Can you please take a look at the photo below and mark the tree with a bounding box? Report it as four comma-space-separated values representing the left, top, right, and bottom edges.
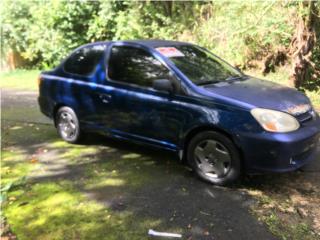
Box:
289, 0, 320, 91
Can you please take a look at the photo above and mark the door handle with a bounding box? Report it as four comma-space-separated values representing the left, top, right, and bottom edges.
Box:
99, 94, 112, 103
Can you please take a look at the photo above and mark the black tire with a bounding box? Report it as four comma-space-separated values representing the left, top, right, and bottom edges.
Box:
55, 106, 82, 143
187, 131, 241, 185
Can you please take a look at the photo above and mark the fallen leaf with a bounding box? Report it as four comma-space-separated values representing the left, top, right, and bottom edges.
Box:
30, 158, 38, 163
200, 211, 211, 216
297, 207, 308, 218
9, 196, 16, 201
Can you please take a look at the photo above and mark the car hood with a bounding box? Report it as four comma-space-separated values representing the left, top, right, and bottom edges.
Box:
200, 77, 311, 113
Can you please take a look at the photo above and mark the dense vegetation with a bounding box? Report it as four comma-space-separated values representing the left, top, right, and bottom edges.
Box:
1, 0, 319, 91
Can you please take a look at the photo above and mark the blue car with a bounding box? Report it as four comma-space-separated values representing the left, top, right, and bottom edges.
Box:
38, 40, 320, 185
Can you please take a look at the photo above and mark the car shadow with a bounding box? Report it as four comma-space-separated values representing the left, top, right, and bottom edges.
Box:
2, 122, 280, 239
76, 134, 279, 239
23, 130, 278, 239
81, 132, 320, 191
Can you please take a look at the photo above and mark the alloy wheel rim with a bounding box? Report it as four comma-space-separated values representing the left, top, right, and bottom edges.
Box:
194, 139, 231, 179
58, 112, 77, 140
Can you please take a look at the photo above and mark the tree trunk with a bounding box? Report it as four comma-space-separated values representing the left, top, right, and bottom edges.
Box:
289, 1, 318, 89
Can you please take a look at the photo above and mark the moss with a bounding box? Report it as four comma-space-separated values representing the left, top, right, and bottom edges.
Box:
1, 150, 33, 186
4, 181, 175, 240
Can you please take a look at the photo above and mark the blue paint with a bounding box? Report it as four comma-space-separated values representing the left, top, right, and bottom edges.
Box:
38, 40, 320, 173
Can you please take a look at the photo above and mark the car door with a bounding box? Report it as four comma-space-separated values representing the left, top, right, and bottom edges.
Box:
103, 44, 188, 149
60, 43, 116, 130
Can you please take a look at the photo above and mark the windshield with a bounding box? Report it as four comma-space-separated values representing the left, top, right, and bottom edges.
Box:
157, 45, 243, 85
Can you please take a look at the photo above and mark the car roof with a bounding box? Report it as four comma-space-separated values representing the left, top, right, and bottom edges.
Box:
86, 40, 192, 49
119, 40, 193, 48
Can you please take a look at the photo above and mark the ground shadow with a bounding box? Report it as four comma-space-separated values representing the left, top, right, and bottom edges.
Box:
2, 122, 280, 239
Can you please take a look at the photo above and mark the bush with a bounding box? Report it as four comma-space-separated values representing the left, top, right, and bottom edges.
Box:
0, 0, 313, 75
1, 0, 100, 68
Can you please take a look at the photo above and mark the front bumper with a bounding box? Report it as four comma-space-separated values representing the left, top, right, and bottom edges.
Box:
237, 116, 320, 173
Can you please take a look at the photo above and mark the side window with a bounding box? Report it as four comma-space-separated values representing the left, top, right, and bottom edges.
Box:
108, 46, 174, 88
64, 44, 106, 76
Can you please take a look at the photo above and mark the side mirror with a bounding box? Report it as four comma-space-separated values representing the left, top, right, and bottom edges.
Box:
152, 79, 174, 93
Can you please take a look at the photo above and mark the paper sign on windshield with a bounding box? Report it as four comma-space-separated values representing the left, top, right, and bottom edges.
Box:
156, 47, 185, 58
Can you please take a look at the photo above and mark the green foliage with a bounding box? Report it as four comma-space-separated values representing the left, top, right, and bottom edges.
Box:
188, 1, 295, 65
0, 0, 307, 71
1, 0, 100, 68
1, 0, 32, 53
87, 0, 123, 41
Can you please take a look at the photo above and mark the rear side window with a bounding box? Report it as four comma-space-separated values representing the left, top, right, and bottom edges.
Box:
64, 44, 106, 76
108, 46, 172, 88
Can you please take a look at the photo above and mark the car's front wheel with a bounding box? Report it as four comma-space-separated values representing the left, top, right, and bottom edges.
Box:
187, 131, 241, 185
55, 106, 82, 143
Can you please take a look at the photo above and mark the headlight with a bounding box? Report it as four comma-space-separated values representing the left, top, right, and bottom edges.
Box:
251, 108, 300, 133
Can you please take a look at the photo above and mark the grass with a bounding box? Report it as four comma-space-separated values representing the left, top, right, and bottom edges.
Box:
1, 121, 182, 239
243, 171, 320, 240
0, 69, 40, 90
5, 181, 163, 240
249, 193, 317, 240
262, 212, 314, 240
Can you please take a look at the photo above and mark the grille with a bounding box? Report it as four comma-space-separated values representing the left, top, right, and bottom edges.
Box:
292, 148, 313, 163
296, 110, 313, 123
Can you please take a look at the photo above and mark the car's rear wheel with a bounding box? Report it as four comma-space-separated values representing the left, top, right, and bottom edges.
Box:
187, 131, 241, 185
55, 106, 82, 143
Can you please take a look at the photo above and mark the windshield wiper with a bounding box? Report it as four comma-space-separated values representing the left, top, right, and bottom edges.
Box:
198, 75, 247, 86
225, 75, 246, 81
197, 80, 221, 86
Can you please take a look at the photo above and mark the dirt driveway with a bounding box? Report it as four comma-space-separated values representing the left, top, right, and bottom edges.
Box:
2, 89, 319, 239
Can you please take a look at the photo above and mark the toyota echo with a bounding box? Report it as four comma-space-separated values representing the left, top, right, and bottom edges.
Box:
38, 40, 320, 185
